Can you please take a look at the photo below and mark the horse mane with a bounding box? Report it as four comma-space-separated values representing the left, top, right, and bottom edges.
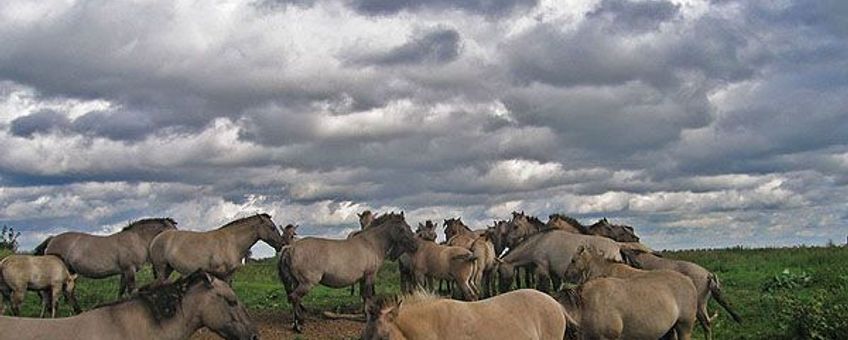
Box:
94, 272, 210, 323
549, 214, 589, 233
369, 212, 405, 227
218, 213, 271, 229
122, 217, 177, 232
371, 289, 441, 314
526, 215, 546, 229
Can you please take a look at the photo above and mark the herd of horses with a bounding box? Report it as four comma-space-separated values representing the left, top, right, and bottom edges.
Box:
0, 210, 741, 339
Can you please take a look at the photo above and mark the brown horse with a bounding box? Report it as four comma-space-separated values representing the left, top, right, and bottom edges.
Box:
621, 249, 742, 340
34, 217, 178, 297
363, 289, 568, 340
0, 255, 80, 317
470, 230, 498, 298
443, 218, 485, 249
404, 237, 479, 301
277, 212, 418, 332
561, 247, 697, 340
149, 213, 284, 282
0, 271, 258, 340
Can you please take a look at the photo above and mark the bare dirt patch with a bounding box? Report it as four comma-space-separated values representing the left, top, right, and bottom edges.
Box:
191, 310, 363, 340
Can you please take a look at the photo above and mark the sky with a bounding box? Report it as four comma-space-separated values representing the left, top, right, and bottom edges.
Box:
1, 0, 846, 258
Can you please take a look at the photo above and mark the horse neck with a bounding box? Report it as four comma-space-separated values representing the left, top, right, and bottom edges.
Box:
220, 222, 262, 254
109, 300, 201, 340
501, 237, 538, 265
356, 225, 393, 257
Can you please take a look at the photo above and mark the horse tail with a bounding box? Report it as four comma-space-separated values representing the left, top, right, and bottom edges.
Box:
708, 273, 742, 323
33, 236, 53, 255
277, 246, 296, 294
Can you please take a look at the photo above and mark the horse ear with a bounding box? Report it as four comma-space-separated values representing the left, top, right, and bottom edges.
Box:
357, 212, 363, 218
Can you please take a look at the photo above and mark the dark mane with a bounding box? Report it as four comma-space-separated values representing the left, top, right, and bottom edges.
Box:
122, 217, 176, 232
556, 286, 583, 307
218, 213, 271, 229
526, 215, 546, 229
94, 272, 209, 322
370, 212, 405, 227
549, 214, 589, 233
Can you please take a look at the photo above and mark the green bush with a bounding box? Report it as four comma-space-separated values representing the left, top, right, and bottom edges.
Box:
776, 291, 848, 340
762, 269, 813, 293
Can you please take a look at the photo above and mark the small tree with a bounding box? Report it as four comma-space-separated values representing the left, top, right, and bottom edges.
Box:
0, 225, 21, 252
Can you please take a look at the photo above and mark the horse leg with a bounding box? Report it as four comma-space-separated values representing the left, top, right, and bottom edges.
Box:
361, 271, 376, 305
551, 274, 562, 293
50, 286, 62, 318
674, 318, 695, 340
64, 286, 82, 314
39, 290, 49, 318
118, 272, 128, 298
289, 282, 313, 333
0, 290, 8, 315
10, 290, 24, 316
697, 303, 712, 340
536, 271, 551, 293
153, 263, 174, 284
124, 268, 137, 295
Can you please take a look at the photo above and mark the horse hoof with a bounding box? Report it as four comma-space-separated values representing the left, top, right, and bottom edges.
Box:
293, 324, 304, 333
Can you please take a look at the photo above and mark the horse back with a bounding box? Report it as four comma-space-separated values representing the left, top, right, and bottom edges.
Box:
287, 237, 383, 286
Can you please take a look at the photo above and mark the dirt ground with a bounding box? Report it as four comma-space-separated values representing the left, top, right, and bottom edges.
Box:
191, 310, 363, 340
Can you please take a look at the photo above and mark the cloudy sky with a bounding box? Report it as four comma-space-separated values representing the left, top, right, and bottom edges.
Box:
1, 0, 846, 257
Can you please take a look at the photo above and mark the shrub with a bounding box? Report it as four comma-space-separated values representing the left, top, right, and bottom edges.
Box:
776, 291, 848, 340
762, 269, 812, 293
0, 225, 21, 252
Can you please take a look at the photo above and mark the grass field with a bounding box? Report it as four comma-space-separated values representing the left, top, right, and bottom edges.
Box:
2, 246, 847, 339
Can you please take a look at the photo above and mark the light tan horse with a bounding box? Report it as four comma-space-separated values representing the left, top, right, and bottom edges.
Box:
549, 214, 653, 253
277, 212, 418, 332
34, 217, 178, 297
561, 247, 697, 340
149, 213, 284, 282
363, 289, 568, 340
0, 271, 258, 340
621, 249, 742, 340
470, 230, 498, 298
399, 222, 439, 293
0, 255, 80, 317
405, 237, 479, 301
497, 229, 623, 293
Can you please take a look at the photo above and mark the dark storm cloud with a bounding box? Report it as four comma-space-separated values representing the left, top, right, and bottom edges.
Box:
1, 0, 848, 254
350, 28, 462, 66
9, 110, 70, 137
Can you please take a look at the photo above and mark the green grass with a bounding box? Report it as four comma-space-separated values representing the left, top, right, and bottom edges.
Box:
3, 246, 847, 339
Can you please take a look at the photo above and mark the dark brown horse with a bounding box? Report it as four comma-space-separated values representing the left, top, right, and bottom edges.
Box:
278, 212, 418, 332
34, 218, 178, 297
